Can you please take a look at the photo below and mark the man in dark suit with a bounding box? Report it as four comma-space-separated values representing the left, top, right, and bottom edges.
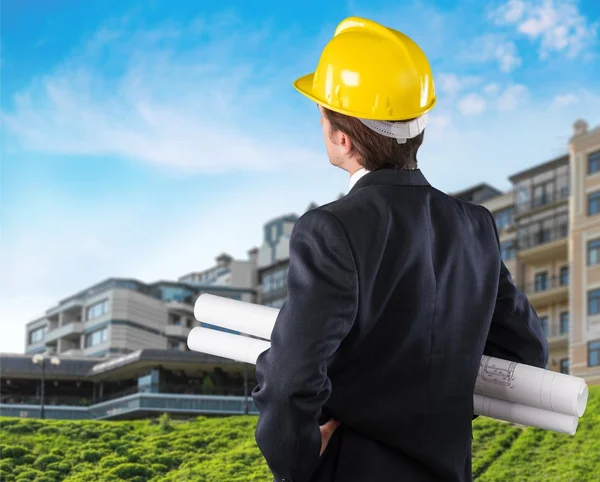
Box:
251, 17, 548, 482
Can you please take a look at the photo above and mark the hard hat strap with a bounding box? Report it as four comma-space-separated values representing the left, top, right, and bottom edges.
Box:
358, 114, 428, 144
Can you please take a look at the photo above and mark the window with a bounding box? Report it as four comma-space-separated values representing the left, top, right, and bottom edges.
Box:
589, 340, 600, 367
494, 208, 513, 230
559, 266, 569, 286
560, 312, 569, 334
262, 268, 288, 294
588, 239, 600, 265
85, 327, 108, 347
539, 316, 549, 337
29, 326, 47, 344
588, 289, 600, 315
533, 184, 547, 207
535, 272, 549, 292
588, 150, 600, 175
500, 241, 516, 261
588, 191, 600, 215
86, 300, 109, 321
560, 359, 569, 374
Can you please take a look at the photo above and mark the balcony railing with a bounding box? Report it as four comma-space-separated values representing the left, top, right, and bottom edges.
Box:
0, 393, 259, 420
515, 179, 569, 215
520, 275, 569, 295
518, 224, 568, 251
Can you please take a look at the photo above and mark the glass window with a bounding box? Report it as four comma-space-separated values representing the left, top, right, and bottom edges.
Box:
560, 359, 569, 374
539, 316, 549, 337
588, 150, 600, 175
588, 289, 600, 315
560, 312, 569, 334
535, 272, 548, 292
588, 239, 600, 265
589, 340, 600, 367
588, 192, 600, 215
494, 208, 513, 230
500, 241, 516, 261
158, 286, 195, 303
29, 326, 47, 344
559, 266, 569, 286
85, 327, 108, 347
86, 300, 109, 321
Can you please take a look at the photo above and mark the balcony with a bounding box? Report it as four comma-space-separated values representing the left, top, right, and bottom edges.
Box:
44, 322, 84, 344
165, 324, 191, 339
516, 189, 569, 216
165, 300, 194, 314
518, 225, 568, 263
547, 332, 569, 350
520, 276, 568, 308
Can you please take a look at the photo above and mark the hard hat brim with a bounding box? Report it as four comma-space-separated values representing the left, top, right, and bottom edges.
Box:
293, 73, 436, 121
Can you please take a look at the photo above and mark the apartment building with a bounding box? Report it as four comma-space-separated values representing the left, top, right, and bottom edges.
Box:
568, 120, 600, 383
25, 254, 257, 357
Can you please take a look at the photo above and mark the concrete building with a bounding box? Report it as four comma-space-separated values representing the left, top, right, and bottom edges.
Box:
25, 254, 257, 357
1, 350, 258, 420
256, 213, 298, 308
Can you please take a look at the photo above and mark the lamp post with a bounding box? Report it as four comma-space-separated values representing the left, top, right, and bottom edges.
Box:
243, 363, 249, 415
32, 354, 61, 419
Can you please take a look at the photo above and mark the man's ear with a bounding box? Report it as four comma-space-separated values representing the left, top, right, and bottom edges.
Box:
338, 131, 353, 155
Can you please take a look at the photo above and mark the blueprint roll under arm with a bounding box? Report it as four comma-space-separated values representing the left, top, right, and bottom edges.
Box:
188, 295, 589, 434
186, 327, 580, 435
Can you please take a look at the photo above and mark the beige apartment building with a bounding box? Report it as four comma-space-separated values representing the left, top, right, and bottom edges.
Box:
568, 120, 600, 383
462, 119, 600, 383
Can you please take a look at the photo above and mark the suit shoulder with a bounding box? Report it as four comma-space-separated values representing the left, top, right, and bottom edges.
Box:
430, 187, 493, 219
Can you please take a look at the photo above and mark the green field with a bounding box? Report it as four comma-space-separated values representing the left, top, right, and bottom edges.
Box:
1, 386, 598, 481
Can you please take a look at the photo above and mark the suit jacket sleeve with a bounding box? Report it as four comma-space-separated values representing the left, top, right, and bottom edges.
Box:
483, 208, 549, 369
251, 209, 359, 482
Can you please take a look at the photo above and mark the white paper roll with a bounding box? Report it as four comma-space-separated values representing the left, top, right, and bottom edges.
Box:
475, 356, 588, 417
190, 294, 589, 425
187, 327, 269, 364
186, 327, 580, 434
194, 294, 276, 340
473, 394, 579, 435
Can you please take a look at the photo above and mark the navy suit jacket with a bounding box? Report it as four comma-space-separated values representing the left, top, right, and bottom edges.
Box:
251, 168, 549, 482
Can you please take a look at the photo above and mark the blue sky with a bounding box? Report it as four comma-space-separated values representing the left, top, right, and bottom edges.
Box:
1, 0, 599, 353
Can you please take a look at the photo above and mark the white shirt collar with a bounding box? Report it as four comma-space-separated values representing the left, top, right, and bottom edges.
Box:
349, 168, 370, 190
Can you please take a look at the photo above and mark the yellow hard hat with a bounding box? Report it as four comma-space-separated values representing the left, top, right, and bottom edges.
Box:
294, 17, 436, 121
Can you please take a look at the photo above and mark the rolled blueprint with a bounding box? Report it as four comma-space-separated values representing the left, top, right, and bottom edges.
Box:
473, 394, 578, 435
190, 294, 589, 423
194, 294, 275, 340
475, 355, 588, 417
186, 327, 580, 434
187, 327, 270, 363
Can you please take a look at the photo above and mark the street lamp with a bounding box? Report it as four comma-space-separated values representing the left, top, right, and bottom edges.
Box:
32, 354, 61, 419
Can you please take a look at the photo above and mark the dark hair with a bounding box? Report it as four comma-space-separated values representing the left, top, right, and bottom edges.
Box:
322, 107, 424, 171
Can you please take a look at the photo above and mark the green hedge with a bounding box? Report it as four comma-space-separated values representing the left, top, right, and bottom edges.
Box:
1, 386, 598, 481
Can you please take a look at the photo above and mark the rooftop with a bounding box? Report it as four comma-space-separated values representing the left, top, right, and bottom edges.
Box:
508, 154, 569, 183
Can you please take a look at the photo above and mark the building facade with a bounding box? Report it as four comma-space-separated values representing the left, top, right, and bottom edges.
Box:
568, 120, 600, 383
25, 253, 257, 357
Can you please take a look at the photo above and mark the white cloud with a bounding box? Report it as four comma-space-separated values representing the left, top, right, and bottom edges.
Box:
466, 34, 522, 72
552, 93, 578, 106
491, 0, 599, 59
497, 84, 529, 111
484, 83, 501, 95
458, 93, 487, 116
436, 74, 481, 96
1, 19, 322, 174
